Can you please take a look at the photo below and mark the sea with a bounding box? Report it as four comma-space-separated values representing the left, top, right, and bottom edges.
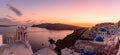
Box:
0, 27, 73, 52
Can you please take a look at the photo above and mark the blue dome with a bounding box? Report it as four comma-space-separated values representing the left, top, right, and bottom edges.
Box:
95, 36, 104, 42
100, 28, 107, 32
85, 52, 96, 55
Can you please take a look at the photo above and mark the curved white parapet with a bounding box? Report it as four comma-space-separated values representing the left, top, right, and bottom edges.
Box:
61, 48, 80, 55
33, 48, 57, 55
0, 41, 33, 55
0, 35, 3, 45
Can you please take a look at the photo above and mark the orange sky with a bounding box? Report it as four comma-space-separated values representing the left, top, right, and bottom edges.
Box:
0, 0, 120, 27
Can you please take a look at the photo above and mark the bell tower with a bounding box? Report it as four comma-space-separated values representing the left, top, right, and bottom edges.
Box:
6, 25, 28, 44
15, 25, 28, 42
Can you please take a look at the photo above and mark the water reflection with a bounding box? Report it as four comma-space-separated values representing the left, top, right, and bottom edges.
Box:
0, 27, 73, 52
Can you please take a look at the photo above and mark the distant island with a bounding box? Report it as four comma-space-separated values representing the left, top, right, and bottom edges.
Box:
31, 23, 81, 30
0, 25, 10, 27
0, 25, 16, 27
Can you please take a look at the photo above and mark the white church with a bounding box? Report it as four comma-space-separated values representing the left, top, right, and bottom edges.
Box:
0, 26, 33, 55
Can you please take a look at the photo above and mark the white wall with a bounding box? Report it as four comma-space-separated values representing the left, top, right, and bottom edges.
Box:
0, 41, 33, 55
0, 35, 3, 45
33, 48, 57, 55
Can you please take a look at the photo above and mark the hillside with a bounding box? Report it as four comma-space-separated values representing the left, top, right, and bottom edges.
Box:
31, 23, 81, 30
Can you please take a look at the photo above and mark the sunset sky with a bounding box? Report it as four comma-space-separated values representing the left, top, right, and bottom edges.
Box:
0, 0, 120, 27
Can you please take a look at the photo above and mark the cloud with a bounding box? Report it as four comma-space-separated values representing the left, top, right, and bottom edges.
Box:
6, 15, 16, 20
0, 18, 12, 22
0, 18, 17, 25
6, 15, 13, 18
25, 20, 33, 23
23, 20, 35, 26
6, 4, 22, 16
25, 20, 36, 24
